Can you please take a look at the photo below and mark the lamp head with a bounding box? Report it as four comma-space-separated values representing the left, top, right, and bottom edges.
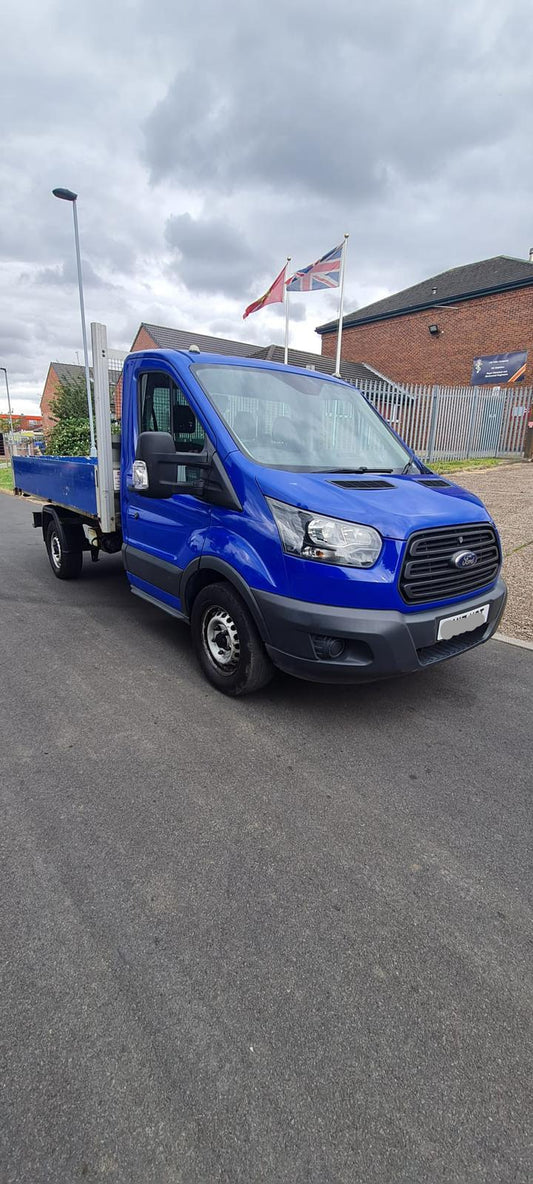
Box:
52, 188, 78, 202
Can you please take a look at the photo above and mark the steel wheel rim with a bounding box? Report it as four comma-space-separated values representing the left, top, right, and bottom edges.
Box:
203, 607, 240, 672
50, 531, 62, 570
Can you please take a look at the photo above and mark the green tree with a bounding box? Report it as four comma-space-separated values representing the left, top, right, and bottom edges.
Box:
46, 376, 92, 456
49, 376, 93, 422
0, 414, 23, 434
45, 373, 120, 455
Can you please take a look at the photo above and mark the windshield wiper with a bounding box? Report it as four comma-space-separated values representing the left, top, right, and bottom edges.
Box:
401, 459, 419, 474
325, 466, 394, 474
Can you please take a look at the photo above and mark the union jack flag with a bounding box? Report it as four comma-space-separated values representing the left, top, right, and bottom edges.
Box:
286, 242, 343, 292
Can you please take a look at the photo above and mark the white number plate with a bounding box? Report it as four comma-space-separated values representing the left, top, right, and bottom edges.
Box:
437, 603, 489, 641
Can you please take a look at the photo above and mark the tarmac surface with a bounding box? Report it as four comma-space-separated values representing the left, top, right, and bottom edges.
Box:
1, 493, 532, 1183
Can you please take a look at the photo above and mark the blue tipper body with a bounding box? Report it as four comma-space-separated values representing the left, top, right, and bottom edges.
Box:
13, 455, 98, 517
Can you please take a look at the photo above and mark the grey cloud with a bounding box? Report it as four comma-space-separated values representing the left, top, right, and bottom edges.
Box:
262, 299, 306, 325
0, 322, 31, 347
285, 301, 306, 324
163, 213, 312, 314
144, 0, 533, 205
33, 257, 111, 289
165, 212, 261, 295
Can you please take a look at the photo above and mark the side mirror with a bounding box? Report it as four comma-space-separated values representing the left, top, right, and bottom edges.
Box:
132, 431, 210, 499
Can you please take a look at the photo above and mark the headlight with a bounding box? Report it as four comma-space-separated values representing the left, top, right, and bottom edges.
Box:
267, 498, 382, 568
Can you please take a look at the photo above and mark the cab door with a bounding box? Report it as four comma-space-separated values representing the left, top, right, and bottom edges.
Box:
123, 364, 212, 610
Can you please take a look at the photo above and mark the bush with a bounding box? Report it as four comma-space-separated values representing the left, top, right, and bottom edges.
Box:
46, 417, 91, 456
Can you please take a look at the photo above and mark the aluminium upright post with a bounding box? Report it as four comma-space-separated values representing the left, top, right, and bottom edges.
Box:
91, 323, 115, 533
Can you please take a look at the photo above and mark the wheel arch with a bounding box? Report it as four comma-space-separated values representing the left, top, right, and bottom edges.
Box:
180, 557, 272, 644
42, 505, 86, 551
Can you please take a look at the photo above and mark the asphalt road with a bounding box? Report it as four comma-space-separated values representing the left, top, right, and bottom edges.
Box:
1, 493, 532, 1184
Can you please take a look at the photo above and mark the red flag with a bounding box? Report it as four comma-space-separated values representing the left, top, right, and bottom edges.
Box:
243, 263, 287, 319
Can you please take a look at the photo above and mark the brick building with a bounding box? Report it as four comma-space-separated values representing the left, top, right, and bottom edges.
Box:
41, 362, 120, 434
317, 255, 533, 386
41, 362, 86, 435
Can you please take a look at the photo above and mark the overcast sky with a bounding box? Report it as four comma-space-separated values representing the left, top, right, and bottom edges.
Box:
2, 0, 532, 413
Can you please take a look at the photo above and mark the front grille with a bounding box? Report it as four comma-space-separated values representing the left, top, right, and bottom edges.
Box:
399, 523, 500, 605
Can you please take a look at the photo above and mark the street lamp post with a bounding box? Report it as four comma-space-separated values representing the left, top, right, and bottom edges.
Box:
52, 188, 97, 456
0, 366, 15, 458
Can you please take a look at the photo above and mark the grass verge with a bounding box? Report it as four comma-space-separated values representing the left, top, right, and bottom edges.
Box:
432, 457, 518, 475
0, 464, 14, 492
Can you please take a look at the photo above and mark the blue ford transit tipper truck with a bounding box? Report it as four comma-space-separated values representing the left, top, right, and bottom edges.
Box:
13, 328, 506, 696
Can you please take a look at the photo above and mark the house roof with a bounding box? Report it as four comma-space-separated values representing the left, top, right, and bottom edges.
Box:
317, 255, 533, 334
50, 361, 120, 387
51, 361, 87, 382
249, 344, 383, 384
136, 324, 390, 385
141, 323, 259, 357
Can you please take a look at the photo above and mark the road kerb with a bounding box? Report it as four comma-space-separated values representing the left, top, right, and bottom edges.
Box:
493, 632, 533, 652
0, 488, 42, 506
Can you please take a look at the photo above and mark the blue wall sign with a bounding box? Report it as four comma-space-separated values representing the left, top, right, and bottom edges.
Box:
471, 351, 527, 384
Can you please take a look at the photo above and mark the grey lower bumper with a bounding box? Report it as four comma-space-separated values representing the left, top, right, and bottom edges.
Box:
254, 578, 507, 684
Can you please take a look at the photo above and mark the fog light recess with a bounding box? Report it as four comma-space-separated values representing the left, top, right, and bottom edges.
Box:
311, 635, 346, 660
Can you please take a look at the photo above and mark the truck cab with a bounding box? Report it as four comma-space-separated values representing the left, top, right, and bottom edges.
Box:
14, 345, 507, 695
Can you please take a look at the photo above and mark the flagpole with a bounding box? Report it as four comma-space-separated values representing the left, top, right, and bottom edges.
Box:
284, 256, 291, 365
334, 233, 349, 377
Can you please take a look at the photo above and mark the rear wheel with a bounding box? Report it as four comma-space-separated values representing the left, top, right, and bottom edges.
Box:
45, 519, 83, 580
191, 582, 274, 696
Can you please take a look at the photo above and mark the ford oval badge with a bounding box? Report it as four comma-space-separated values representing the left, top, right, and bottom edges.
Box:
452, 549, 478, 569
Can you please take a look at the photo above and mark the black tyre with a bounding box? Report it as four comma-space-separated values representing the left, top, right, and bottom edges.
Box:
190, 582, 274, 696
45, 519, 83, 580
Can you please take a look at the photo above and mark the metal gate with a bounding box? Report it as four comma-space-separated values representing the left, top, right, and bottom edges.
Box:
355, 380, 531, 461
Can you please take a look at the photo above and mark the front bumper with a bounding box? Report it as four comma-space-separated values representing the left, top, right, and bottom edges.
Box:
255, 578, 507, 684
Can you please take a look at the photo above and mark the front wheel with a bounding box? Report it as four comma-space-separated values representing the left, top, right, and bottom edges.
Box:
45, 519, 83, 580
190, 582, 274, 696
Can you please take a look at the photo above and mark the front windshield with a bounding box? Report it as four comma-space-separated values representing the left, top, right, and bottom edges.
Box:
193, 364, 410, 472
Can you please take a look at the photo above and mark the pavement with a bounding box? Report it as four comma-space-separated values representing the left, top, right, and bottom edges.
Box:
451, 463, 533, 642
1, 493, 532, 1184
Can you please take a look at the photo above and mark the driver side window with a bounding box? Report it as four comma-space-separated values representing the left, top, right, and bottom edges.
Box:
139, 371, 205, 453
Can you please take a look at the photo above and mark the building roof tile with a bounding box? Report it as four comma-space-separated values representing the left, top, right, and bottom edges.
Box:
317, 255, 533, 334
139, 324, 388, 383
